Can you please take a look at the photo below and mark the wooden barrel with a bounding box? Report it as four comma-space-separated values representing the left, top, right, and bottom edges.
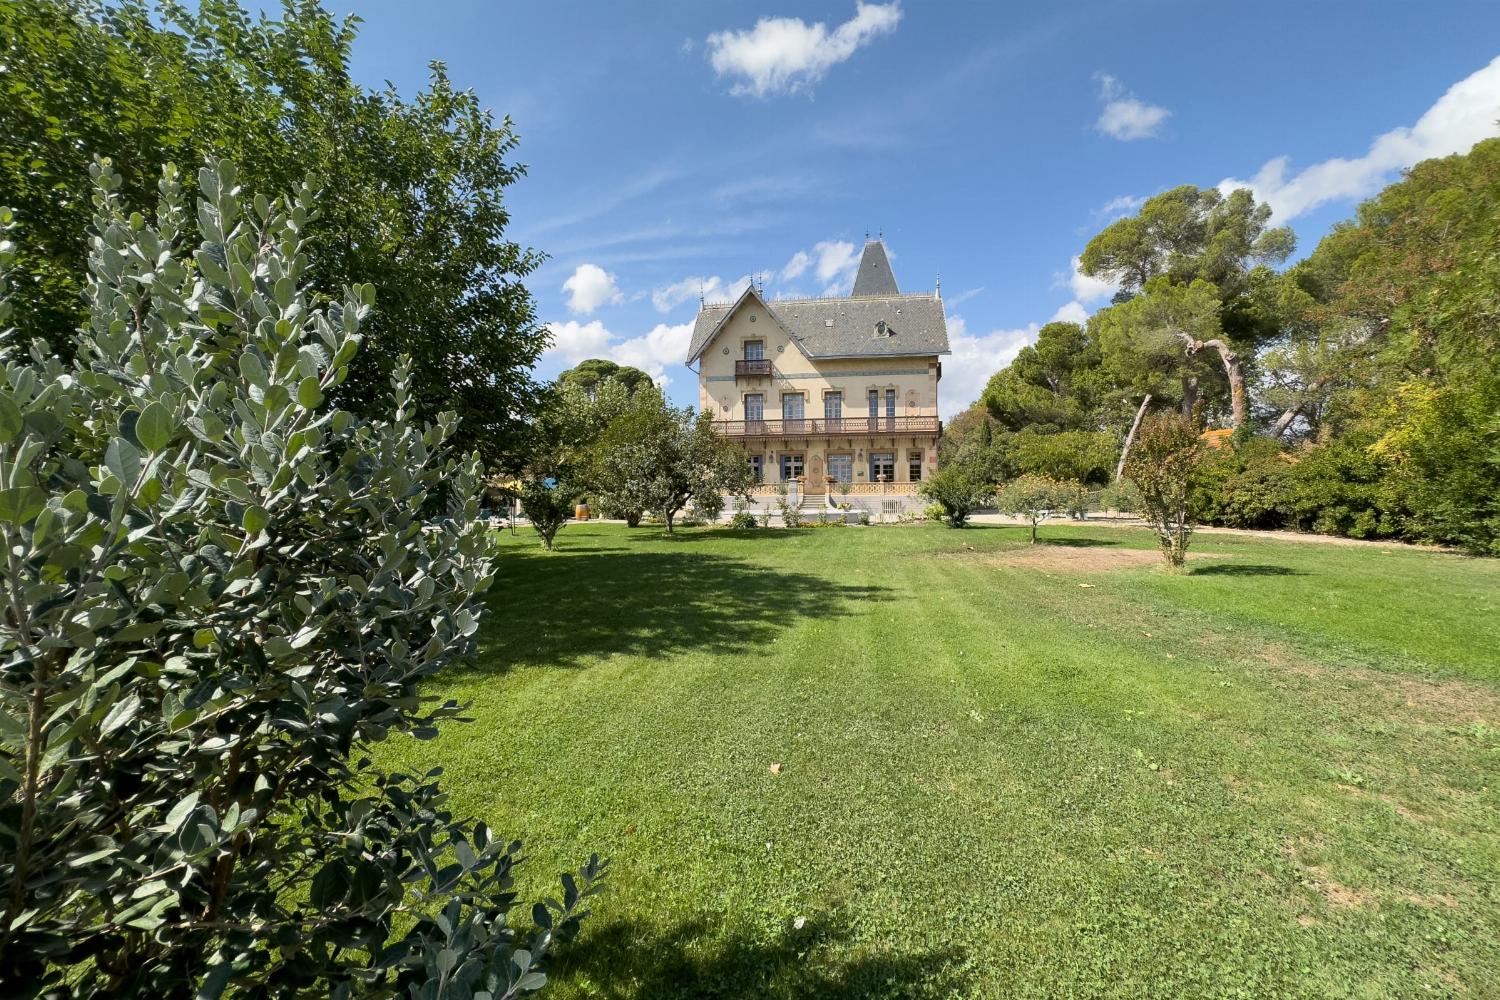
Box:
574, 502, 590, 520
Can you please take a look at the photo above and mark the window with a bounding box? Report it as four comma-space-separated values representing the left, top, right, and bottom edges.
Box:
828, 453, 853, 484
747, 455, 763, 484
744, 340, 765, 360
782, 393, 805, 421
908, 450, 923, 483
885, 388, 896, 419
780, 454, 805, 481
868, 388, 879, 427
824, 391, 842, 421
869, 452, 895, 483
744, 393, 764, 422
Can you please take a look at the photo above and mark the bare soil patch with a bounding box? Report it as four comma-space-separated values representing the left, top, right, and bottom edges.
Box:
979, 544, 1163, 573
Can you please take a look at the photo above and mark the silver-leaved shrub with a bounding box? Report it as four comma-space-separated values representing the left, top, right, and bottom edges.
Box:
0, 159, 603, 997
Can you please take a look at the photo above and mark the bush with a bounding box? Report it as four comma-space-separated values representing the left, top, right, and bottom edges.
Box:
919, 462, 996, 527
1098, 478, 1143, 514
1124, 410, 1204, 569
923, 503, 948, 522
1191, 437, 1295, 529
0, 161, 603, 994
728, 511, 758, 529
1284, 434, 1405, 540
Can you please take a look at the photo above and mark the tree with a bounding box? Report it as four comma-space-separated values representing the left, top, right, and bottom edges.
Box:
557, 358, 654, 398
518, 478, 580, 551
0, 0, 547, 468
995, 474, 1073, 543
919, 461, 996, 528
1012, 430, 1118, 486
0, 160, 603, 994
1079, 185, 1294, 301
1124, 410, 1205, 569
982, 321, 1119, 432
589, 399, 751, 534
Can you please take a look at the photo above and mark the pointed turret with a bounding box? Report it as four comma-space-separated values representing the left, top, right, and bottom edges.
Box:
851, 239, 899, 296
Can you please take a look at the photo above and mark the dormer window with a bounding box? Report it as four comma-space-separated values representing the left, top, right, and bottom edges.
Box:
874, 320, 896, 338
744, 340, 764, 360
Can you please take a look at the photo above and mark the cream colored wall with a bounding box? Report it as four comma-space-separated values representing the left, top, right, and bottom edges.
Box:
695, 299, 941, 422
694, 297, 943, 485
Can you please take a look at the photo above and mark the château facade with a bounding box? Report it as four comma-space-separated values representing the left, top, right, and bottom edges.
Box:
686, 240, 949, 505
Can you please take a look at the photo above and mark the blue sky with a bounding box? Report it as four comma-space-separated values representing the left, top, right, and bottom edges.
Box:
341, 1, 1500, 416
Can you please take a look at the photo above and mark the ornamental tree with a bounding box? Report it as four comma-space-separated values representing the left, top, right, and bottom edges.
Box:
995, 474, 1073, 543
1123, 409, 1205, 569
0, 159, 602, 996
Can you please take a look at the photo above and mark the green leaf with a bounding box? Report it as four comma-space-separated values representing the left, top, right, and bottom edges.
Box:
242, 505, 269, 535
100, 693, 142, 736
136, 401, 173, 452
105, 436, 143, 488
193, 628, 216, 649
0, 486, 45, 524
0, 392, 22, 444
164, 792, 200, 831
515, 972, 547, 992
296, 376, 323, 410
239, 352, 268, 387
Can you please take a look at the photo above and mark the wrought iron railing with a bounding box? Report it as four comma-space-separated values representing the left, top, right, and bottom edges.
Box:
712, 416, 941, 437
734, 358, 772, 377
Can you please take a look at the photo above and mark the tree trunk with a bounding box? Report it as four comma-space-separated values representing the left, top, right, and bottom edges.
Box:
1116, 394, 1152, 482
1030, 519, 1037, 544
1171, 331, 1246, 428
1180, 375, 1198, 417
1202, 338, 1246, 429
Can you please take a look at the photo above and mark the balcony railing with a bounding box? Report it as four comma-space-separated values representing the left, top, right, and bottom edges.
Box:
734, 358, 772, 377
713, 416, 941, 438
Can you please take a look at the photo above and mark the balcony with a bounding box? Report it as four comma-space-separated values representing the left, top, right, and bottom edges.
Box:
713, 416, 941, 439
735, 358, 772, 378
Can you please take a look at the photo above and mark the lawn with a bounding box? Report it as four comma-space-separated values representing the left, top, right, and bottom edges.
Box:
380, 521, 1500, 999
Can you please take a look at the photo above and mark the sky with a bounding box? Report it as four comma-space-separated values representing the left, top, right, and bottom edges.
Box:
338, 1, 1500, 417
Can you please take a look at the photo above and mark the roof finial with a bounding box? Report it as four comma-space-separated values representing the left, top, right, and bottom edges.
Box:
935, 273, 941, 299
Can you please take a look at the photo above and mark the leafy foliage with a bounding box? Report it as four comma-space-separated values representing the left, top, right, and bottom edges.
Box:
1124, 410, 1203, 569
587, 396, 751, 534
519, 478, 581, 551
995, 474, 1074, 543
0, 0, 548, 468
0, 160, 602, 995
556, 359, 654, 398
918, 461, 996, 528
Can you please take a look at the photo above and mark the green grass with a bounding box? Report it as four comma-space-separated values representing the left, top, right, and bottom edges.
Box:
380, 522, 1500, 999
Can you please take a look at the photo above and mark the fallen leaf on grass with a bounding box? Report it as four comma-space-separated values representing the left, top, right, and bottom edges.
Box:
1078, 583, 1095, 588
769, 763, 782, 776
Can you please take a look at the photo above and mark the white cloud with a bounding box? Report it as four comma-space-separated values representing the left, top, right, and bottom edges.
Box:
652, 274, 752, 312
780, 249, 813, 281
707, 2, 902, 98
541, 319, 694, 388
1065, 255, 1119, 304
778, 240, 862, 295
940, 314, 1038, 419
561, 263, 623, 315
1096, 193, 1146, 220
1093, 73, 1170, 141
1049, 301, 1090, 325
609, 322, 696, 387
1219, 55, 1500, 220
542, 319, 615, 369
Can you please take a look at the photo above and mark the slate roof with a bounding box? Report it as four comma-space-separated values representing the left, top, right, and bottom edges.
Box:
685, 286, 949, 364
851, 240, 900, 296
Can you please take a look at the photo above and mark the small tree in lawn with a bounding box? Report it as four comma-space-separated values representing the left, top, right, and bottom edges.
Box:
996, 473, 1071, 543
518, 477, 579, 550
0, 159, 603, 995
919, 461, 996, 527
590, 399, 749, 535
1125, 409, 1205, 569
